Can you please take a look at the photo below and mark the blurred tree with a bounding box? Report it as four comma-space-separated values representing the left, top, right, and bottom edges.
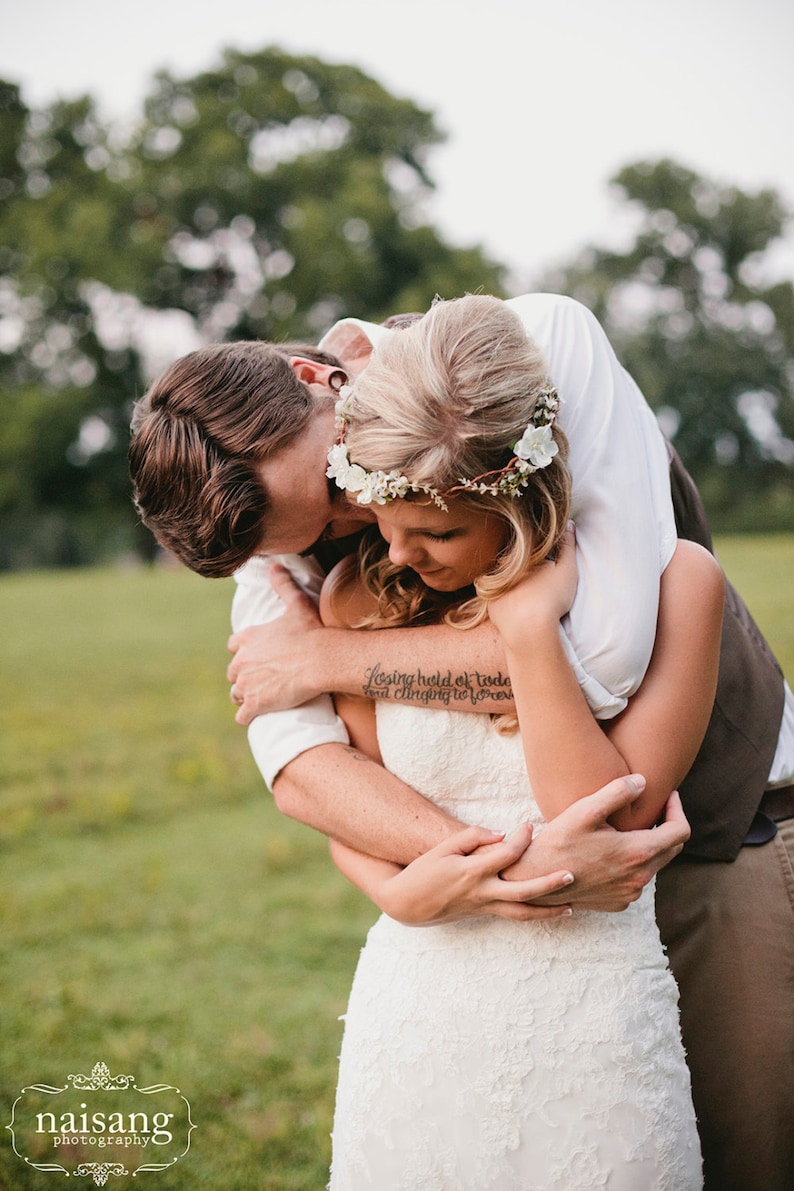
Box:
543, 158, 794, 529
0, 51, 505, 569
0, 82, 148, 566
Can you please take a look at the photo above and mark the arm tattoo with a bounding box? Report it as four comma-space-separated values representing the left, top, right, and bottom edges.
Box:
361, 661, 513, 708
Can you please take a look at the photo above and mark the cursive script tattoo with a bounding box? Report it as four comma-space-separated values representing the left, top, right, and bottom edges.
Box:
361, 660, 513, 709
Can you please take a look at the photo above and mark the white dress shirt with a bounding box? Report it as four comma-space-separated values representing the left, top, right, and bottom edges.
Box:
232, 293, 793, 789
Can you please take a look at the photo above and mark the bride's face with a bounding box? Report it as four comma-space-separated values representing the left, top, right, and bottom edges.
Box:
373, 498, 508, 592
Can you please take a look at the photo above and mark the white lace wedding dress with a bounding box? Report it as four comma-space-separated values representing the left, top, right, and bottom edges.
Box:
329, 704, 702, 1191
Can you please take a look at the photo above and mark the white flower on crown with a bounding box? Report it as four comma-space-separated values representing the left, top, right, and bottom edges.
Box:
327, 442, 356, 486
326, 443, 371, 497
513, 422, 559, 469
334, 387, 355, 420
326, 442, 413, 505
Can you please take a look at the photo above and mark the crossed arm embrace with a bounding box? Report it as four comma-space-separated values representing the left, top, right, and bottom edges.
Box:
227, 532, 723, 924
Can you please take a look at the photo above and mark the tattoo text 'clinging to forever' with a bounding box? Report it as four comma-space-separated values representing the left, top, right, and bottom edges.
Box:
362, 661, 513, 708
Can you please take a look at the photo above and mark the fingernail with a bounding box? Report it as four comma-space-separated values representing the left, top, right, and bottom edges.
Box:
561, 907, 573, 917
627, 774, 646, 795
562, 872, 574, 885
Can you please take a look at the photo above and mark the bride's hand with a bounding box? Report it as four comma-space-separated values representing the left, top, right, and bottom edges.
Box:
378, 824, 574, 926
487, 524, 578, 645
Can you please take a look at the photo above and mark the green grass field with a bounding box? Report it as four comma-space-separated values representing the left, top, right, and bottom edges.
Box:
1, 536, 792, 1189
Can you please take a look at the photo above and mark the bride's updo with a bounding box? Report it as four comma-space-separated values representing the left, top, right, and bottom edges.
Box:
341, 295, 571, 626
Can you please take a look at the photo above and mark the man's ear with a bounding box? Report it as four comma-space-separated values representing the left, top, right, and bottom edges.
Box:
289, 356, 328, 385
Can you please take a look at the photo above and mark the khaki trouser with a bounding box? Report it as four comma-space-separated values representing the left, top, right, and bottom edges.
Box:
656, 818, 794, 1191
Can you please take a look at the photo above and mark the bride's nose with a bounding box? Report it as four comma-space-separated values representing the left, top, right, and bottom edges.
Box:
387, 529, 423, 568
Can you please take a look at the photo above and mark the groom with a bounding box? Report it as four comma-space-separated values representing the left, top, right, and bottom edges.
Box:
130, 295, 794, 1191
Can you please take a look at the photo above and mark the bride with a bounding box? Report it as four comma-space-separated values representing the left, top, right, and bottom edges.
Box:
318, 296, 723, 1190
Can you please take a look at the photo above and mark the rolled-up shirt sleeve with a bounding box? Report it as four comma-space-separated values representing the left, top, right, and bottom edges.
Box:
507, 294, 678, 718
231, 554, 349, 789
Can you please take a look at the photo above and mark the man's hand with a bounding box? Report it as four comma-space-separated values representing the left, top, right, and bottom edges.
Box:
502, 777, 690, 911
228, 565, 330, 723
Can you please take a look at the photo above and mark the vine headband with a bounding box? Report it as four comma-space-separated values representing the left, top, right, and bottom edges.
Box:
326, 383, 561, 512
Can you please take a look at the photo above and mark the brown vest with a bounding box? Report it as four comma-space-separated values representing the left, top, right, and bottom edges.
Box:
668, 445, 785, 860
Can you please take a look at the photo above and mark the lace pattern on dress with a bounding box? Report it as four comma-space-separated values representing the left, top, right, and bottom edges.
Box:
329, 704, 702, 1191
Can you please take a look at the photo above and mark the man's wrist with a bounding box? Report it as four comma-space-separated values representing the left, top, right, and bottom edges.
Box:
302, 624, 353, 701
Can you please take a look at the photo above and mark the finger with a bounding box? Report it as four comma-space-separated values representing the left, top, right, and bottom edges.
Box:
227, 632, 240, 654
577, 774, 646, 825
226, 656, 239, 683
487, 868, 575, 903
440, 824, 506, 856
661, 789, 687, 827
440, 822, 534, 870
268, 563, 313, 607
649, 790, 691, 850
558, 524, 578, 571
235, 703, 254, 727
468, 822, 535, 871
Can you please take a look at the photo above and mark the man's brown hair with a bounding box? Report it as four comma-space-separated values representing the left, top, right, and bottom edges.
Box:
129, 340, 339, 577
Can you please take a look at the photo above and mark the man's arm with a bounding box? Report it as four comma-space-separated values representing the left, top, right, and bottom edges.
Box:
229, 563, 514, 724
272, 741, 464, 862
232, 561, 689, 912
276, 747, 689, 913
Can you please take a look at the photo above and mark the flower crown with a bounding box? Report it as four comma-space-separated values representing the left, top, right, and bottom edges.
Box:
326, 382, 561, 512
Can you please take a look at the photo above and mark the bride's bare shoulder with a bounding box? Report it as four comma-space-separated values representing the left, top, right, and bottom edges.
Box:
319, 554, 379, 628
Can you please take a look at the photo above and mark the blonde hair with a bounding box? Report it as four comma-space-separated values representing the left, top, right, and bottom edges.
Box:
342, 295, 572, 629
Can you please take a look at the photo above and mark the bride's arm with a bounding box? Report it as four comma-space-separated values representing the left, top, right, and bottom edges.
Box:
320, 558, 574, 922
329, 827, 574, 925
489, 535, 724, 828
602, 540, 723, 829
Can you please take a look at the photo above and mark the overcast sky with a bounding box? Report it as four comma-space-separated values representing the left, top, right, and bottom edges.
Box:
2, 0, 793, 287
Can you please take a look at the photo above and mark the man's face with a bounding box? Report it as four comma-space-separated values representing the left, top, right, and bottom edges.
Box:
255, 403, 374, 556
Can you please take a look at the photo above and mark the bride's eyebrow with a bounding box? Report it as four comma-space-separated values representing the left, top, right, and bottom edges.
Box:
410, 517, 452, 530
